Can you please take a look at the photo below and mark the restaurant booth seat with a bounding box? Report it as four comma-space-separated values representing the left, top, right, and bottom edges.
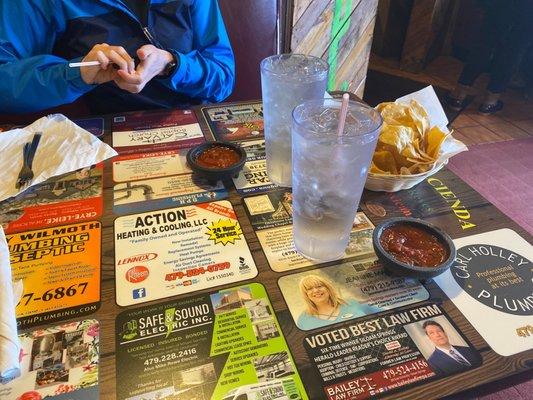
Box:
219, 0, 279, 102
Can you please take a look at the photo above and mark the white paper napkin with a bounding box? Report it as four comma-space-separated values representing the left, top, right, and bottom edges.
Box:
396, 85, 450, 131
0, 114, 117, 202
0, 227, 21, 384
395, 85, 468, 163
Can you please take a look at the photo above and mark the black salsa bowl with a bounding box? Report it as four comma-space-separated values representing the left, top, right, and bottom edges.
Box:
186, 142, 246, 184
372, 217, 456, 280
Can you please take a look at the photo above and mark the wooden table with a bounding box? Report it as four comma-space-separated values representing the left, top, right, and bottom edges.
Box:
12, 104, 533, 400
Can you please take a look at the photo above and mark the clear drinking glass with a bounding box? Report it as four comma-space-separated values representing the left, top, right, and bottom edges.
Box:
260, 54, 329, 187
291, 98, 382, 261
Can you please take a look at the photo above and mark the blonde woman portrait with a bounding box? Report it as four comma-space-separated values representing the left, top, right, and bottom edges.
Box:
297, 275, 376, 330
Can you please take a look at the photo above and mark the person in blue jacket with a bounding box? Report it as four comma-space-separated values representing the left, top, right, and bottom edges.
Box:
0, 1, 235, 114
296, 274, 377, 330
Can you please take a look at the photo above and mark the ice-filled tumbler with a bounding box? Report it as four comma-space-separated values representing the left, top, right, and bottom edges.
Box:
291, 98, 382, 261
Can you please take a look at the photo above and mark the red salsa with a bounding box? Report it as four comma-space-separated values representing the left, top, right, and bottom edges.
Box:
196, 146, 240, 169
380, 224, 448, 267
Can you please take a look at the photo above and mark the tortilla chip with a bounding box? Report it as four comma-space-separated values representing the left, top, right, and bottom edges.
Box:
372, 100, 451, 178
372, 150, 398, 174
378, 124, 414, 152
413, 138, 434, 161
379, 103, 411, 126
410, 163, 433, 174
375, 102, 395, 113
399, 166, 412, 175
426, 126, 448, 158
370, 161, 390, 175
406, 157, 435, 165
407, 99, 430, 136
401, 143, 422, 159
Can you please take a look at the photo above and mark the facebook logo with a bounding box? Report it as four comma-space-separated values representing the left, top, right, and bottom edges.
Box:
132, 288, 146, 299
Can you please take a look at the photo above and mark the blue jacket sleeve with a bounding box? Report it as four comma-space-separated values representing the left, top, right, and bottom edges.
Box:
163, 0, 235, 103
0, 3, 93, 114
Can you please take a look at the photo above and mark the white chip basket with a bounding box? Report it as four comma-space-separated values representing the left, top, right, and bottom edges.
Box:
365, 161, 447, 192
364, 86, 467, 192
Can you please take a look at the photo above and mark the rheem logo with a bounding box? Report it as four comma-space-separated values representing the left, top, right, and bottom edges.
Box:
125, 266, 149, 283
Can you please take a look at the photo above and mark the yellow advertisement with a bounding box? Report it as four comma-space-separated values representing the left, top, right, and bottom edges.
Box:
7, 221, 101, 328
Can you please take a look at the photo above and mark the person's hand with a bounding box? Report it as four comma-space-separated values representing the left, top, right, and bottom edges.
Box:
114, 45, 174, 93
80, 43, 136, 85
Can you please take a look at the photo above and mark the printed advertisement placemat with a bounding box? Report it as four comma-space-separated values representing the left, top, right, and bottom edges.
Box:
1, 165, 104, 234
303, 304, 481, 399
435, 228, 533, 356
244, 190, 375, 271
112, 174, 228, 215
112, 109, 204, 154
201, 102, 264, 142
7, 222, 101, 328
75, 117, 104, 137
112, 149, 190, 183
279, 258, 429, 330
114, 201, 258, 306
115, 283, 307, 400
232, 139, 278, 195
0, 319, 100, 400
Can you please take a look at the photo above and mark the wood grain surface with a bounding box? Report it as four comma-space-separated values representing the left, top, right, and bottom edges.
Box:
291, 0, 378, 97
17, 105, 533, 400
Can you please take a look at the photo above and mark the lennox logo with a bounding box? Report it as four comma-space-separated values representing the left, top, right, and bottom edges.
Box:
125, 266, 150, 283
118, 253, 157, 265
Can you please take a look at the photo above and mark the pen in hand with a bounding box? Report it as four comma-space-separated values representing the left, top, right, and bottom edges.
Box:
68, 61, 102, 68
69, 57, 140, 69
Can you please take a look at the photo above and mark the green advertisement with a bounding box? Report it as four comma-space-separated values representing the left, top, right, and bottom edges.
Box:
115, 283, 307, 400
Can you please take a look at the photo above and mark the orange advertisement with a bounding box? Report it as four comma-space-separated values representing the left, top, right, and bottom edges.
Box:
0, 164, 104, 234
6, 221, 101, 328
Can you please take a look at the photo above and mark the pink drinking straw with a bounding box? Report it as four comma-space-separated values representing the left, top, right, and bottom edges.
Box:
337, 93, 350, 137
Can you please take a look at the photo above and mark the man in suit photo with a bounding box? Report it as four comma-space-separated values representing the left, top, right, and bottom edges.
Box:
423, 320, 479, 376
